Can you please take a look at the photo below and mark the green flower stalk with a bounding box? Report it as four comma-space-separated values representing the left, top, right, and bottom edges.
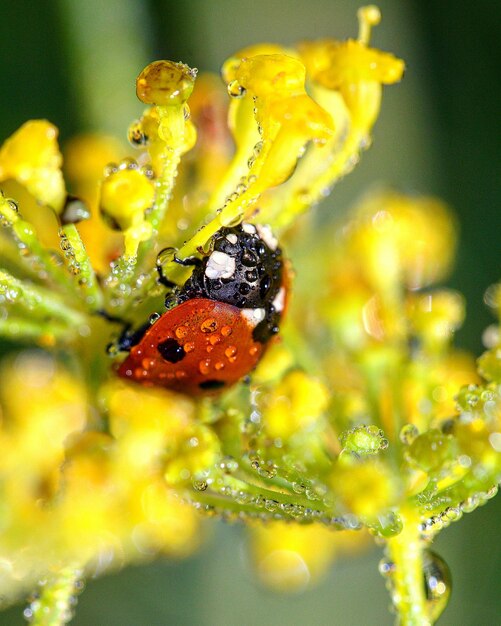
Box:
0, 6, 499, 626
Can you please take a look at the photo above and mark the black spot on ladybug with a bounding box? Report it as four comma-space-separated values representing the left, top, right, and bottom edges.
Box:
199, 379, 226, 390
157, 338, 185, 363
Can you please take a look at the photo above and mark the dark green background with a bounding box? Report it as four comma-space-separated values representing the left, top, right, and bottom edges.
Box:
0, 1, 500, 624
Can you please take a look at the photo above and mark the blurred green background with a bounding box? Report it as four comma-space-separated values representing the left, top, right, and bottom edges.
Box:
0, 0, 500, 624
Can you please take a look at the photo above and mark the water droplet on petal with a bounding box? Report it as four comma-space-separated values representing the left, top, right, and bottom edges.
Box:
227, 80, 246, 98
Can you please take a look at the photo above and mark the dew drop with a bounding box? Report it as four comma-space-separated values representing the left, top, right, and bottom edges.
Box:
224, 345, 238, 362
157, 247, 176, 267
201, 318, 218, 333
227, 80, 246, 98
61, 196, 91, 225
221, 325, 232, 337
378, 558, 395, 577
399, 423, 419, 445
175, 325, 189, 339
423, 551, 451, 622
199, 359, 211, 375
128, 120, 149, 147
184, 342, 195, 353
103, 162, 118, 177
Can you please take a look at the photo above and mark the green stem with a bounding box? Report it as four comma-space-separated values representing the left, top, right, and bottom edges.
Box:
26, 566, 83, 626
61, 224, 104, 311
386, 512, 431, 626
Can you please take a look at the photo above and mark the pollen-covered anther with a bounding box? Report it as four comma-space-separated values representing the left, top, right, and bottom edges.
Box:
205, 251, 236, 280
136, 60, 197, 106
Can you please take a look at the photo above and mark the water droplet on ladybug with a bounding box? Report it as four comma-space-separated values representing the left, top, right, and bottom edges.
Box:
225, 346, 238, 362
199, 359, 211, 375
241, 250, 257, 267
201, 318, 218, 333
221, 326, 232, 337
175, 325, 189, 339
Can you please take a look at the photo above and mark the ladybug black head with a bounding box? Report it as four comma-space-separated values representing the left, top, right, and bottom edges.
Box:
177, 222, 285, 343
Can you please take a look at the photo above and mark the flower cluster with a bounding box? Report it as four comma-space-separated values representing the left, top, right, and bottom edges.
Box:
0, 6, 499, 626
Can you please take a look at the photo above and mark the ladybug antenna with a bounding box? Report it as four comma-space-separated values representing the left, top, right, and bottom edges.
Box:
156, 247, 202, 288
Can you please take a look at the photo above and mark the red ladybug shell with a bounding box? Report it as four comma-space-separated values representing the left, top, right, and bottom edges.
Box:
117, 298, 264, 395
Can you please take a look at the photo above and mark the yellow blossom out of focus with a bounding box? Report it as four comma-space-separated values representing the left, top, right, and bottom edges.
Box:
262, 371, 330, 440
64, 134, 126, 273
250, 522, 368, 592
0, 356, 202, 600
0, 120, 66, 212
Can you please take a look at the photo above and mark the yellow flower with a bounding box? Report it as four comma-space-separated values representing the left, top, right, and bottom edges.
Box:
0, 120, 66, 212
0, 7, 498, 626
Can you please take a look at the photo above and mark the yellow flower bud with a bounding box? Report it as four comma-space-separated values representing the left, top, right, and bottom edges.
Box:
347, 191, 457, 291
406, 290, 465, 350
299, 6, 404, 132
100, 167, 155, 232
0, 120, 66, 212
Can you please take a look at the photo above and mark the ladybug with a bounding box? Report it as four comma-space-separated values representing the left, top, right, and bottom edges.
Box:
116, 222, 287, 395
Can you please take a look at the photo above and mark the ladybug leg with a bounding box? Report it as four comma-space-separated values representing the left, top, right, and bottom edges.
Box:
173, 253, 202, 268
96, 309, 127, 325
96, 310, 151, 353
156, 263, 177, 289
116, 321, 151, 352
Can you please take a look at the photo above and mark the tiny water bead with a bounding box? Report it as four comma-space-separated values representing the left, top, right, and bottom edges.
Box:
200, 318, 218, 333
227, 80, 246, 98
128, 119, 149, 147
422, 551, 451, 623
399, 423, 419, 445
